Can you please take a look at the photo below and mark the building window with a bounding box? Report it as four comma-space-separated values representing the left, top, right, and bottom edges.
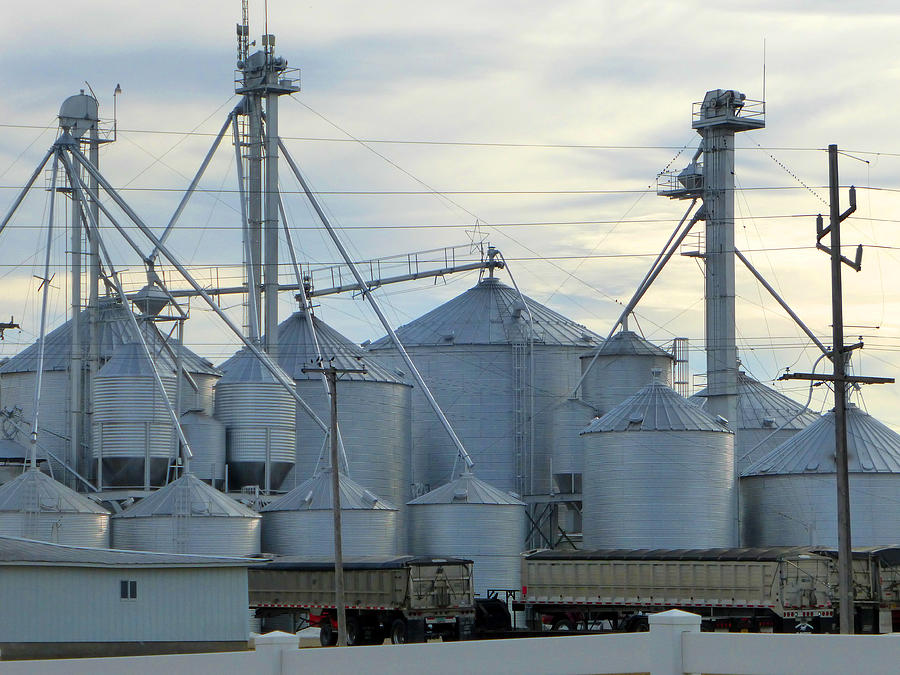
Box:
120, 580, 137, 600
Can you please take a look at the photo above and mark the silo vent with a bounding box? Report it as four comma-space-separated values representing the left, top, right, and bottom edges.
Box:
715, 414, 729, 426
360, 339, 371, 348
628, 414, 644, 426
452, 489, 468, 502
362, 490, 379, 506
762, 418, 776, 428
442, 333, 455, 343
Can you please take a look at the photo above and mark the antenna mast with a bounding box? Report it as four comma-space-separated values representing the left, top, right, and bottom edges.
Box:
237, 0, 250, 65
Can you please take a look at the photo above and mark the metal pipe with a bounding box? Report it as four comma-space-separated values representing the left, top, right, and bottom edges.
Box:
0, 147, 54, 236
69, 156, 83, 485
735, 248, 829, 356
231, 115, 261, 341
148, 113, 234, 264
67, 144, 329, 434
263, 96, 280, 357
279, 139, 476, 471
28, 151, 60, 469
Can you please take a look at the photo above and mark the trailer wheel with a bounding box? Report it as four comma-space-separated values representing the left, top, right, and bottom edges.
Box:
390, 618, 407, 644
347, 616, 361, 646
551, 618, 574, 631
319, 622, 338, 647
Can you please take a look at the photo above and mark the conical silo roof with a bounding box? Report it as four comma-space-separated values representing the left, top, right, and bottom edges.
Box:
368, 277, 602, 348
0, 299, 219, 376
743, 404, 900, 476
583, 381, 732, 434
0, 469, 108, 514
691, 371, 819, 431
407, 472, 524, 506
114, 473, 260, 519
98, 341, 174, 378
251, 310, 402, 384
261, 469, 397, 512
217, 347, 289, 385
580, 330, 673, 359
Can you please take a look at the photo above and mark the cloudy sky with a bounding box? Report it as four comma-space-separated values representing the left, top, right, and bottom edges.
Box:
2, 1, 900, 426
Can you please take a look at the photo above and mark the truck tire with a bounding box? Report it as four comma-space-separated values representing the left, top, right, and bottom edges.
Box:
551, 618, 574, 632
347, 616, 361, 646
320, 622, 338, 647
390, 618, 407, 644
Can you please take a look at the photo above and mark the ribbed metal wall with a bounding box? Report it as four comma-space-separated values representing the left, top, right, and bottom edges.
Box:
214, 363, 296, 491
285, 380, 410, 513
741, 473, 900, 547
91, 344, 179, 488
0, 372, 69, 477
0, 512, 110, 548
180, 372, 218, 416
547, 397, 597, 492
580, 351, 673, 416
736, 428, 804, 473
261, 510, 398, 556
407, 503, 524, 597
112, 516, 260, 556
180, 411, 226, 486
583, 429, 734, 549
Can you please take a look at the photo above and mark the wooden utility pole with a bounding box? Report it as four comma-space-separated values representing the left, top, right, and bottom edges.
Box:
782, 144, 893, 633
301, 361, 366, 647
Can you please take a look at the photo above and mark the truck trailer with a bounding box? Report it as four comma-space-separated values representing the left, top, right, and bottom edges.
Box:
515, 546, 900, 634
249, 556, 476, 645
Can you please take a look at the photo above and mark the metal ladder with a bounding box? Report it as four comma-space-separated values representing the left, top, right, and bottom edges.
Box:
172, 478, 191, 553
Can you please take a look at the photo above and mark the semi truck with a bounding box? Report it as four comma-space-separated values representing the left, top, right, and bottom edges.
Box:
515, 546, 900, 634
249, 556, 478, 645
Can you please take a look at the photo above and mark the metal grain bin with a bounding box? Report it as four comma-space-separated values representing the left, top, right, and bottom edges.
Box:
579, 330, 674, 416
0, 468, 109, 547
368, 275, 601, 497
111, 472, 260, 555
548, 397, 598, 494
214, 351, 296, 492
0, 299, 221, 482
261, 469, 399, 557
582, 380, 734, 549
692, 371, 819, 471
92, 342, 178, 488
180, 410, 226, 487
407, 472, 525, 598
741, 403, 900, 548
257, 311, 411, 517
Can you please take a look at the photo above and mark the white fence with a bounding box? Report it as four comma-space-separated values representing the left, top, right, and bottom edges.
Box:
3, 610, 900, 675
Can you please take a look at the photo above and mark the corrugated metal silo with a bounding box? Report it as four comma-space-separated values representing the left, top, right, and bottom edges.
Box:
249, 310, 411, 514
579, 330, 674, 416
582, 379, 734, 549
0, 468, 109, 546
548, 398, 598, 494
111, 472, 261, 555
92, 342, 178, 488
692, 371, 820, 471
741, 403, 900, 548
368, 276, 601, 496
261, 469, 399, 557
407, 472, 525, 598
180, 410, 226, 487
214, 351, 296, 492
0, 300, 221, 480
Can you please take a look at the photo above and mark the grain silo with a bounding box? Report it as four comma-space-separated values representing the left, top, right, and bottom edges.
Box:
261, 469, 399, 557
111, 472, 261, 556
741, 403, 900, 548
579, 330, 675, 416
692, 371, 820, 471
262, 310, 411, 513
0, 299, 221, 481
367, 275, 600, 497
407, 472, 525, 598
0, 468, 109, 547
581, 377, 734, 549
179, 410, 226, 488
92, 342, 178, 489
548, 397, 598, 494
214, 350, 296, 492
